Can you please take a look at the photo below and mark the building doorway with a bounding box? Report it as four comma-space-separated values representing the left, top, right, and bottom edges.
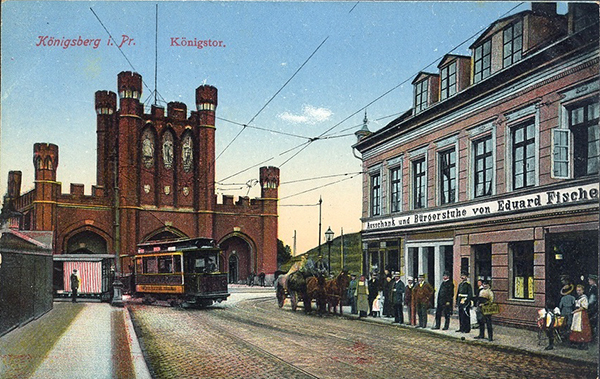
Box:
546, 230, 598, 307
474, 244, 492, 283
221, 235, 253, 283
228, 254, 238, 284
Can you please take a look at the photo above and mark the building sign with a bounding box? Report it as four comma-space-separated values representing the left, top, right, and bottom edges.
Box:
364, 182, 598, 231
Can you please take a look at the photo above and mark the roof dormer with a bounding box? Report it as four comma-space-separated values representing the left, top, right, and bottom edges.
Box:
411, 72, 439, 113
437, 54, 471, 101
469, 3, 566, 84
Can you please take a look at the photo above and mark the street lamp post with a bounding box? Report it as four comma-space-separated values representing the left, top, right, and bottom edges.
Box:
325, 227, 334, 276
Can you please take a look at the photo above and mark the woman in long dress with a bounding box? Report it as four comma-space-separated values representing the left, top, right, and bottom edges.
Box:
570, 284, 592, 349
355, 275, 369, 318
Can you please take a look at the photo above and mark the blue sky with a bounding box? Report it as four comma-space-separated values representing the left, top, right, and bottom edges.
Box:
1, 1, 555, 254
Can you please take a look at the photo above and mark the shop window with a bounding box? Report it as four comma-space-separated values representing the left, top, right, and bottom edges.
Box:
511, 241, 534, 300
439, 148, 456, 204
390, 166, 401, 213
503, 19, 523, 67
440, 61, 457, 100
473, 39, 491, 83
414, 78, 429, 113
370, 173, 381, 216
412, 158, 426, 209
511, 121, 536, 189
473, 135, 494, 198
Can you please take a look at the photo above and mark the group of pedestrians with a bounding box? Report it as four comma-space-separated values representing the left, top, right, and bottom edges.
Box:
347, 270, 497, 342
544, 274, 597, 351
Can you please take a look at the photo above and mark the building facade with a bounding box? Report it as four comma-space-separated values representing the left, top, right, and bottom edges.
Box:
2, 71, 279, 298
353, 3, 598, 327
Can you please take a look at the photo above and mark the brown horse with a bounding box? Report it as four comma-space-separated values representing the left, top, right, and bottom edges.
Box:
305, 275, 327, 314
325, 270, 351, 315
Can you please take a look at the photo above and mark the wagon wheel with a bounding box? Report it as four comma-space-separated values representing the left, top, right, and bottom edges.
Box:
276, 286, 285, 308
291, 292, 298, 311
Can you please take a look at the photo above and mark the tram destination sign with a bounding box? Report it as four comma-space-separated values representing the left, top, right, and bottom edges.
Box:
364, 182, 599, 231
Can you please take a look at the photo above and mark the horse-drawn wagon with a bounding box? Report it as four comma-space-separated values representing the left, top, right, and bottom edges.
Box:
275, 257, 350, 314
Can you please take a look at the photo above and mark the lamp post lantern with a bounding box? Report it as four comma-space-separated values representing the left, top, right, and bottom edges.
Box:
325, 226, 334, 276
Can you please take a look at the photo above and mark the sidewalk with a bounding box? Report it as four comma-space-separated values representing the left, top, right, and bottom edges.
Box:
340, 303, 599, 365
0, 302, 151, 379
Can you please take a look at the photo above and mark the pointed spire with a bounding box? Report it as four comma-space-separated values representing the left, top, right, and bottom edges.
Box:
355, 109, 372, 142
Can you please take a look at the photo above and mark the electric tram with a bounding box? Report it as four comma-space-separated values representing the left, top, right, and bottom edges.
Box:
132, 237, 229, 307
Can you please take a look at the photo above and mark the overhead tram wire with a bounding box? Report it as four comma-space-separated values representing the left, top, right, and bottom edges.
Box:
217, 116, 312, 140
90, 7, 167, 105
214, 36, 329, 162
215, 1, 362, 186
280, 2, 527, 166
279, 173, 360, 201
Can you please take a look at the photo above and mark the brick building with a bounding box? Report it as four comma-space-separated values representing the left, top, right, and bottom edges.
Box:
353, 3, 598, 327
2, 71, 279, 299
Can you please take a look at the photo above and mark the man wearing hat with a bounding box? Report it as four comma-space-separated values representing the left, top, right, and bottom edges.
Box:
474, 280, 494, 341
404, 277, 416, 325
455, 272, 473, 333
587, 274, 598, 339
392, 272, 405, 324
433, 271, 454, 330
348, 274, 358, 314
414, 274, 434, 328
70, 269, 80, 303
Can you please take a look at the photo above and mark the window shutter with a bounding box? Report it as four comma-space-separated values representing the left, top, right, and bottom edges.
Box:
552, 129, 570, 178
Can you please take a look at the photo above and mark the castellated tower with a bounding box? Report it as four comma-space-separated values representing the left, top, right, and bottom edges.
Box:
260, 166, 280, 200
33, 143, 59, 230
195, 85, 218, 212
259, 166, 280, 274
95, 90, 117, 191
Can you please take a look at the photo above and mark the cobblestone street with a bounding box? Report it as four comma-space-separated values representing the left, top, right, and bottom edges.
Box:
129, 288, 598, 379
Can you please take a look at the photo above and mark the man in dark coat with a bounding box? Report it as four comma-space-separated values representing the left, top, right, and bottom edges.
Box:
70, 269, 80, 303
587, 274, 598, 339
392, 272, 405, 324
367, 272, 379, 317
456, 271, 473, 333
433, 271, 454, 330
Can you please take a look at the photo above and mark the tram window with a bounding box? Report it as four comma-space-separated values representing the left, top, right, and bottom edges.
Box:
136, 258, 143, 274
158, 256, 173, 273
143, 257, 158, 273
206, 258, 217, 273
195, 258, 206, 273
173, 255, 182, 273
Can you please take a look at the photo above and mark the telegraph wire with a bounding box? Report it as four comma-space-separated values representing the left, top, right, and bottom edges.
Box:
217, 116, 312, 140
280, 171, 363, 185
279, 173, 359, 200
277, 2, 527, 168
215, 36, 329, 161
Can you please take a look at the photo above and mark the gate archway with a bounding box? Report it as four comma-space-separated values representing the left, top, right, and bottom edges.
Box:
220, 234, 254, 284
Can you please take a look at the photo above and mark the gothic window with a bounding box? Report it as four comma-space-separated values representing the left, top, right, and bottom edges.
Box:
141, 129, 155, 169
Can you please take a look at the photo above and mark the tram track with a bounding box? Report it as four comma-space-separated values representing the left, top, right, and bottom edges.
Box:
209, 297, 486, 379
129, 292, 596, 379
